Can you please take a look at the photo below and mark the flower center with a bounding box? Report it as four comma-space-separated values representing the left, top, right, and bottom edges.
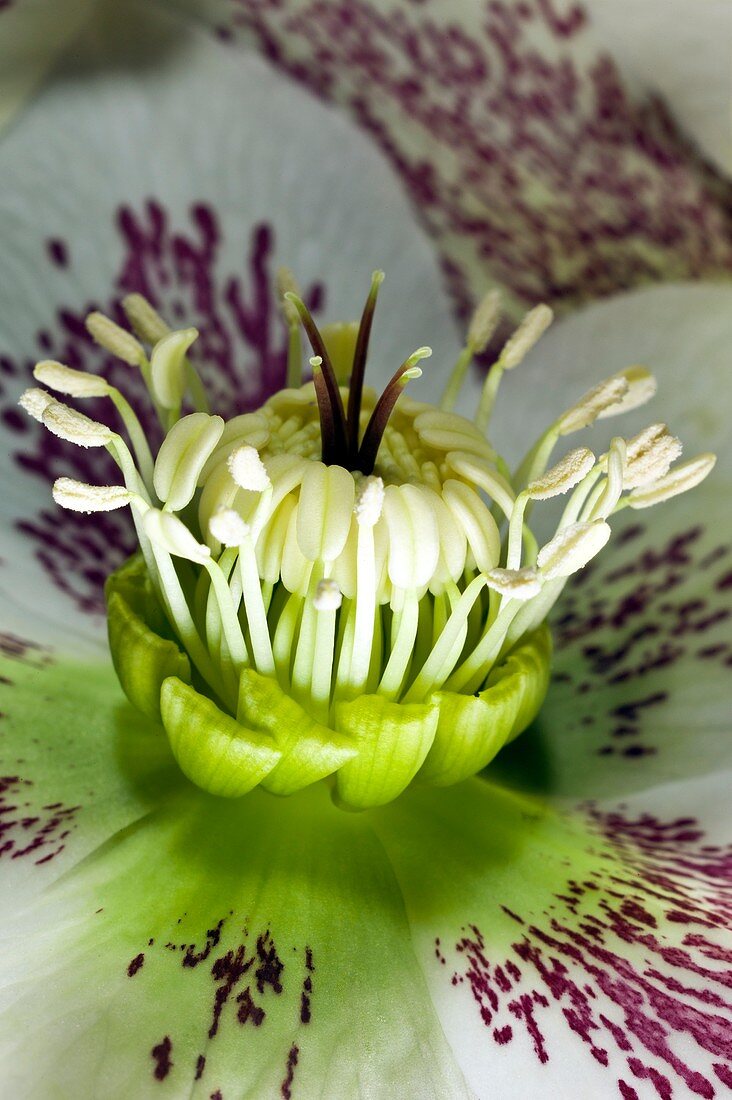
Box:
19, 271, 716, 810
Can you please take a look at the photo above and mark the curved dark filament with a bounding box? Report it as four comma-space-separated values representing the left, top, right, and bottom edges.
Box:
285, 293, 348, 463
347, 271, 384, 461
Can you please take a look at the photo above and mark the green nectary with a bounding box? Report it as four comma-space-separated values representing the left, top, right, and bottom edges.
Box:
105, 555, 551, 810
20, 272, 715, 810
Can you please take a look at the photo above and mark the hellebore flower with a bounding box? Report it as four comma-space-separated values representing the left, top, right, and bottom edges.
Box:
1, 3, 731, 1099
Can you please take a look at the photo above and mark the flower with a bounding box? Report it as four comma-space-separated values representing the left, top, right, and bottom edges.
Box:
20, 279, 713, 814
0, 2, 731, 1098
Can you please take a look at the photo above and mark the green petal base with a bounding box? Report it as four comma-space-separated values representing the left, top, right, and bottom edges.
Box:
106, 557, 552, 810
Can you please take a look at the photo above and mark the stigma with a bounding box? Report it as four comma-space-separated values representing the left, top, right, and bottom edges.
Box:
20, 273, 716, 810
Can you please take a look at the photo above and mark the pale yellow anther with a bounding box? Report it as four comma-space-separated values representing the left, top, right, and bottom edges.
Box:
628, 453, 716, 509
144, 509, 211, 564
442, 479, 500, 574
150, 328, 198, 409
383, 483, 440, 589
154, 413, 224, 512
228, 445, 271, 492
557, 376, 629, 435
623, 424, 682, 488
52, 478, 131, 513
598, 365, 657, 419
354, 476, 385, 527
467, 288, 502, 353
537, 520, 611, 579
500, 304, 553, 370
33, 360, 109, 398
42, 401, 114, 448
527, 447, 596, 499
297, 462, 355, 563
313, 578, 343, 612
485, 567, 541, 600
18, 387, 54, 422
122, 294, 171, 344
85, 312, 146, 367
209, 507, 250, 547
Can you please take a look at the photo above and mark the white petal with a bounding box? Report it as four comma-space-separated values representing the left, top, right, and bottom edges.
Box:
583, 0, 732, 173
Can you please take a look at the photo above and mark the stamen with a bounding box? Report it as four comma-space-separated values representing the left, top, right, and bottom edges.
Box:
623, 424, 682, 488
42, 401, 114, 448
354, 475, 385, 527
150, 328, 198, 413
500, 304, 554, 371
153, 413, 224, 512
527, 447, 596, 500
442, 479, 500, 574
383, 484, 440, 590
122, 294, 170, 344
474, 303, 552, 432
357, 349, 431, 474
52, 478, 131, 513
467, 288, 502, 355
485, 567, 542, 600
144, 509, 211, 564
33, 361, 155, 491
209, 508, 249, 548
598, 365, 657, 418
313, 579, 343, 612
33, 360, 109, 397
627, 453, 716, 509
347, 270, 385, 454
228, 445, 271, 492
18, 387, 54, 422
85, 311, 146, 367
537, 520, 611, 579
296, 462, 355, 564
557, 376, 629, 435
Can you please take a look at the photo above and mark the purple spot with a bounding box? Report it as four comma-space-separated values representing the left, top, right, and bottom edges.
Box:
281, 1044, 299, 1100
127, 953, 145, 977
46, 239, 69, 268
151, 1036, 173, 1081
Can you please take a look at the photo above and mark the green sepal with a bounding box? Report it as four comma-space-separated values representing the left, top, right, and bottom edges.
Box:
420, 626, 552, 787
105, 556, 191, 722
488, 622, 552, 741
238, 669, 357, 795
333, 695, 439, 810
160, 676, 281, 797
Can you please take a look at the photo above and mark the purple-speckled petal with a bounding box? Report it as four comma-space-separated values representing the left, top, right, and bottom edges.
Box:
0, 0, 459, 630
170, 0, 732, 325
1, 645, 730, 1098
464, 284, 731, 800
